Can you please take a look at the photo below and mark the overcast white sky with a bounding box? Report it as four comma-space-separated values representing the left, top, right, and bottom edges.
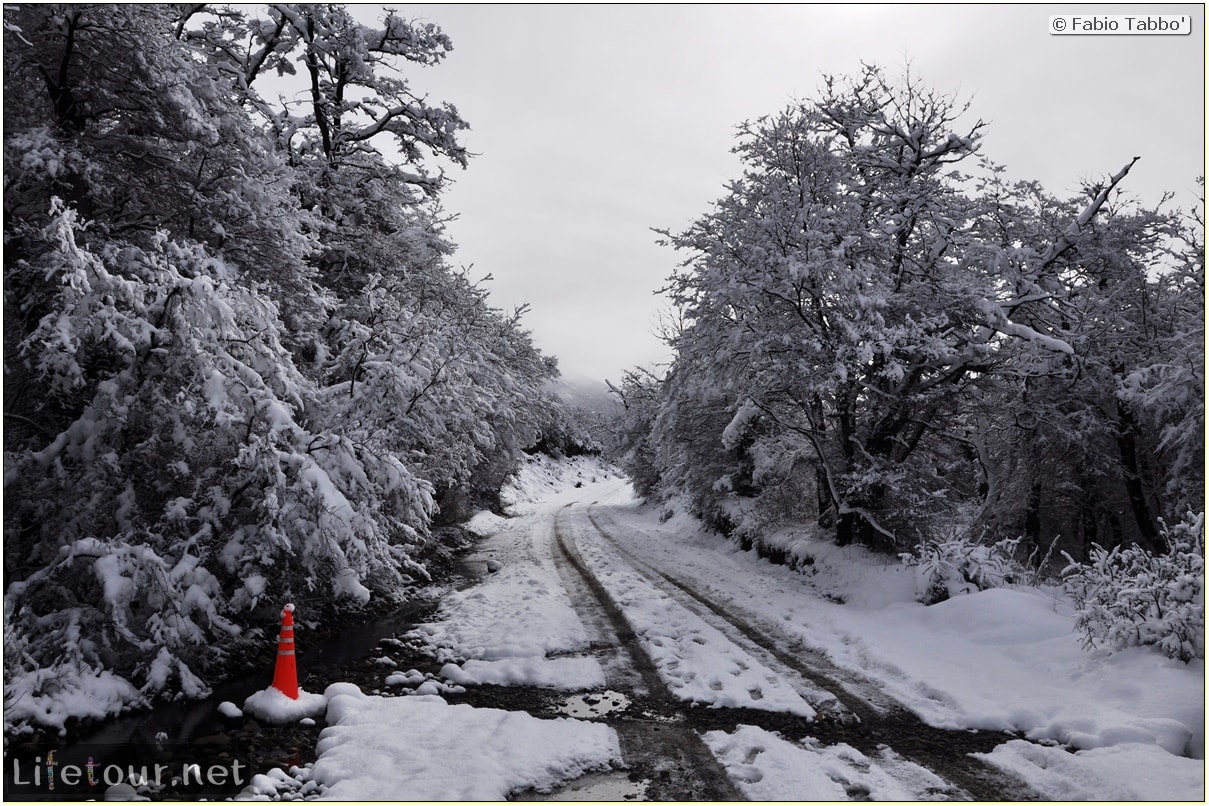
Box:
363, 4, 1205, 384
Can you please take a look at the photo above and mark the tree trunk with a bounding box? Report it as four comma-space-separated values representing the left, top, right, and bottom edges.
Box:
811, 394, 835, 528
1079, 496, 1098, 560
1115, 400, 1165, 552
40, 11, 86, 132
836, 509, 860, 547
835, 491, 897, 553
816, 462, 835, 528
1024, 479, 1042, 553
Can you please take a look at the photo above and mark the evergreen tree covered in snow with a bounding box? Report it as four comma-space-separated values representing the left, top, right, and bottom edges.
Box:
3, 4, 558, 732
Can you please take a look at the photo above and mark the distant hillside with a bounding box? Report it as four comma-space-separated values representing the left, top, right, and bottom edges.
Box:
547, 373, 617, 413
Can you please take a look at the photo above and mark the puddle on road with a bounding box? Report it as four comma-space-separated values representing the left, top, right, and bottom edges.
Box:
523, 770, 648, 802
554, 690, 631, 720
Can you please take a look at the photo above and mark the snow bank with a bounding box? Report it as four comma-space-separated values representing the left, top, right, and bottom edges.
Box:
499, 454, 622, 513
3, 664, 143, 736
705, 725, 948, 800
463, 508, 508, 537
974, 740, 1205, 801
310, 684, 620, 800
597, 494, 1205, 797
410, 476, 613, 691
809, 584, 1204, 759
242, 686, 327, 724
440, 658, 605, 689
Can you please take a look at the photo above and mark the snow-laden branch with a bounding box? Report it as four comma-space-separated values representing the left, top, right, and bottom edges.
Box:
979, 158, 1140, 356
978, 297, 1076, 355
1037, 156, 1141, 273
721, 399, 761, 450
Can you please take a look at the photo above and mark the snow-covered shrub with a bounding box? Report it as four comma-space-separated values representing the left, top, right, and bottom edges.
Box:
901, 536, 1023, 605
731, 432, 819, 537
1062, 512, 1204, 662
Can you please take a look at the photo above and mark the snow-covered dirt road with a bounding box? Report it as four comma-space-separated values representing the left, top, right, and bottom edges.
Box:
547, 496, 1028, 800
246, 457, 1203, 801
555, 500, 1033, 800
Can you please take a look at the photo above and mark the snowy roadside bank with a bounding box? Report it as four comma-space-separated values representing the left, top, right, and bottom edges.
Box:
594, 492, 1205, 800
306, 683, 619, 800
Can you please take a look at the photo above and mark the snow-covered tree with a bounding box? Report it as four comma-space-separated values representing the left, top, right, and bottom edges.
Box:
647, 65, 1202, 567
3, 5, 312, 294
1116, 193, 1204, 525
967, 173, 1203, 560
4, 3, 559, 733
658, 67, 1007, 550
185, 4, 468, 195
1063, 512, 1204, 662
606, 368, 667, 501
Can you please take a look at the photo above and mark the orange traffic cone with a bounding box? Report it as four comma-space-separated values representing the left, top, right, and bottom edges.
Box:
271, 603, 299, 700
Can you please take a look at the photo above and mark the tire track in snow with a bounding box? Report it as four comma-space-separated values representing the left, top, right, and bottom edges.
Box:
579, 504, 1038, 802
550, 506, 745, 802
583, 507, 884, 721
